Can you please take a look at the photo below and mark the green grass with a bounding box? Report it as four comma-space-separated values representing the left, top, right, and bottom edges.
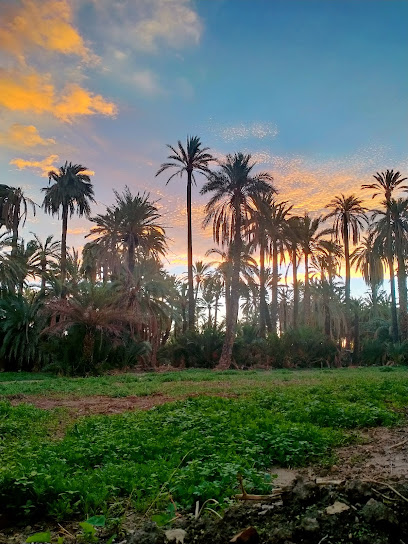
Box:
1, 367, 408, 526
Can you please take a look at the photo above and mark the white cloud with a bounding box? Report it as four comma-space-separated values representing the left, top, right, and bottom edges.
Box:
209, 121, 279, 143
133, 70, 163, 95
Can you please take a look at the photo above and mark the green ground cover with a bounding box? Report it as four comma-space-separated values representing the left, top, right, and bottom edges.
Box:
1, 368, 408, 527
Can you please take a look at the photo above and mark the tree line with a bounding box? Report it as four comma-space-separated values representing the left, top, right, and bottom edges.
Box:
0, 137, 407, 373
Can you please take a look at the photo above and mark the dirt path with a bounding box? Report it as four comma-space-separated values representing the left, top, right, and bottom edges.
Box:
8, 391, 236, 415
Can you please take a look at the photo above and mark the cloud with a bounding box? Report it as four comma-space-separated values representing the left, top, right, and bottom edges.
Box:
209, 121, 279, 143
133, 70, 163, 95
0, 124, 56, 151
10, 154, 95, 177
125, 0, 202, 53
91, 0, 202, 55
10, 154, 60, 177
0, 0, 93, 62
0, 70, 117, 122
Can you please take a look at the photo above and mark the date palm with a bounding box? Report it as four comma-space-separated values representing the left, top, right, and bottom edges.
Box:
28, 233, 61, 294
90, 188, 167, 275
0, 185, 36, 256
42, 162, 95, 291
296, 214, 332, 324
372, 199, 408, 340
351, 234, 383, 318
201, 152, 275, 368
363, 170, 408, 342
156, 136, 214, 330
324, 194, 368, 311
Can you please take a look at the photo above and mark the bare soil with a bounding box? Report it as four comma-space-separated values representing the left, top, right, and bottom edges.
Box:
8, 391, 237, 415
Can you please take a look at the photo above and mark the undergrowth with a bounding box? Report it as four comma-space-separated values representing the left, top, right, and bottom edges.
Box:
0, 372, 404, 525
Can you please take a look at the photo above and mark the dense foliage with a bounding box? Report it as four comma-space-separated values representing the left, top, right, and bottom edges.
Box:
1, 145, 408, 373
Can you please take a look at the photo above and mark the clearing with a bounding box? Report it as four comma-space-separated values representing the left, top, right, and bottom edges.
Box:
1, 367, 408, 543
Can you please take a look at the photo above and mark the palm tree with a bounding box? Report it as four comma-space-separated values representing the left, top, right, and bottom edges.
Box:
285, 216, 302, 328
372, 199, 408, 341
249, 194, 289, 336
0, 185, 36, 256
192, 260, 211, 304
324, 194, 367, 309
351, 234, 384, 317
44, 284, 137, 368
201, 152, 275, 369
156, 136, 214, 329
42, 162, 95, 291
0, 232, 22, 293
362, 170, 408, 342
296, 214, 332, 324
28, 234, 61, 294
90, 188, 167, 275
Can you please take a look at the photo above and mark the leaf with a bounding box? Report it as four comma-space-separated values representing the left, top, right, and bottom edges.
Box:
79, 522, 96, 536
86, 515, 106, 527
151, 513, 172, 526
106, 535, 117, 544
26, 532, 51, 543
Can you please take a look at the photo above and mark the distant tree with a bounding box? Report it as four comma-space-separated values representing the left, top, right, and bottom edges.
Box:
42, 162, 95, 292
0, 185, 36, 256
201, 152, 275, 369
156, 136, 214, 329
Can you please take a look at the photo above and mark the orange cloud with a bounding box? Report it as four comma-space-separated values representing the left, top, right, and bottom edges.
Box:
10, 154, 95, 178
0, 70, 117, 122
54, 84, 117, 122
0, 124, 55, 150
0, 0, 93, 62
10, 154, 59, 177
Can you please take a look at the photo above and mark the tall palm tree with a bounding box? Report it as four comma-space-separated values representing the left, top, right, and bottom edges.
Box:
156, 136, 214, 330
351, 234, 384, 318
201, 152, 275, 369
324, 194, 368, 311
296, 214, 332, 324
0, 185, 36, 256
192, 260, 212, 304
42, 162, 95, 291
372, 199, 408, 341
362, 170, 408, 342
285, 216, 302, 328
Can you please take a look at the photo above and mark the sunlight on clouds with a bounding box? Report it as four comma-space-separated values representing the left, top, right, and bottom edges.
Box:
0, 70, 117, 122
0, 124, 55, 150
9, 154, 95, 177
0, 0, 93, 62
10, 154, 60, 177
54, 84, 117, 122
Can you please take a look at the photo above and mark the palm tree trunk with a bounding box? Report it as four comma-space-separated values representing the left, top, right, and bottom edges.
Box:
271, 239, 278, 333
304, 252, 310, 324
60, 203, 68, 295
214, 293, 219, 330
344, 221, 351, 348
259, 241, 267, 337
385, 213, 399, 342
128, 236, 135, 274
217, 211, 241, 369
397, 247, 408, 341
292, 249, 299, 329
187, 171, 195, 329
41, 259, 46, 295
11, 205, 19, 257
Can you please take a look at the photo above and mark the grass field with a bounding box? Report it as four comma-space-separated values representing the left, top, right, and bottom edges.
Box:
1, 367, 408, 529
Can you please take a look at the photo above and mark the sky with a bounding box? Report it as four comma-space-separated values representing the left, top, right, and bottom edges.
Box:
0, 0, 407, 295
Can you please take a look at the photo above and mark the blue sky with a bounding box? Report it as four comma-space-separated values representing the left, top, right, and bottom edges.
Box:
0, 0, 407, 294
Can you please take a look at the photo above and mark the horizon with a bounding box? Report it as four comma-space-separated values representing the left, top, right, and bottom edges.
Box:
1, 0, 407, 297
